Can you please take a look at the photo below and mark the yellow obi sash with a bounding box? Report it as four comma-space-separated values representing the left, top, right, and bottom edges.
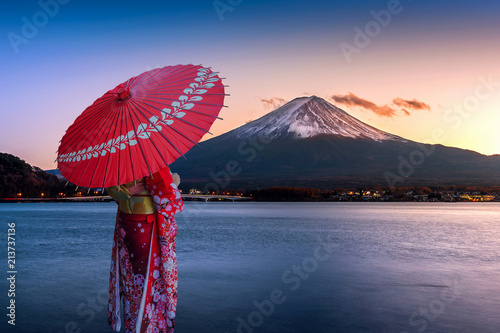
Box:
105, 179, 155, 215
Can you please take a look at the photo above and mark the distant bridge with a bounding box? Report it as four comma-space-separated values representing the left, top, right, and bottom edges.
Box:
181, 194, 252, 202
1, 194, 252, 203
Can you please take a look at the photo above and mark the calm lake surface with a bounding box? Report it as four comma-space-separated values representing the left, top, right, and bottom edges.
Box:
1, 202, 499, 333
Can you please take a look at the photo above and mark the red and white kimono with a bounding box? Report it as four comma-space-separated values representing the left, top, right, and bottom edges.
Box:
107, 167, 184, 333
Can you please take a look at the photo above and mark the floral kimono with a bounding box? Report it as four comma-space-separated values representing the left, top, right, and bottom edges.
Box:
107, 167, 184, 333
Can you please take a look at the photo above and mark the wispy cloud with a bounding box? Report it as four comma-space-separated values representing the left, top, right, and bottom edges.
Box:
330, 92, 397, 117
261, 97, 287, 111
331, 92, 431, 117
392, 97, 430, 111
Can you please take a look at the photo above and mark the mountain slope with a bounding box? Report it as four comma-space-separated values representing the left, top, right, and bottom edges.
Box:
232, 96, 403, 141
171, 96, 500, 189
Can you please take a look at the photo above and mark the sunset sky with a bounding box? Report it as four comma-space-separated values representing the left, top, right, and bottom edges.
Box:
1, 0, 499, 170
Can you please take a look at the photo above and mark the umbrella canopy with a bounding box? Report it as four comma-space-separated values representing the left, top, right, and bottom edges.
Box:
57, 64, 225, 188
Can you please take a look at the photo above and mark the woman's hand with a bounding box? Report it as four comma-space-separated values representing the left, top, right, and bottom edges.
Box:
171, 173, 181, 187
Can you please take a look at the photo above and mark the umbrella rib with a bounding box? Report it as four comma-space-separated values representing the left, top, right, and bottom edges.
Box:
116, 103, 125, 186
127, 101, 171, 168
138, 93, 226, 100
141, 91, 226, 96
125, 71, 198, 101
141, 80, 224, 93
165, 124, 201, 149
98, 101, 124, 189
134, 95, 224, 119
127, 65, 177, 88
123, 103, 153, 177
137, 79, 208, 93
129, 99, 200, 150
175, 116, 214, 135
129, 98, 186, 159
68, 95, 114, 125
137, 65, 200, 87
132, 65, 198, 90
78, 101, 122, 188
135, 66, 222, 90
137, 79, 221, 92
59, 97, 116, 156
59, 99, 112, 151
144, 75, 212, 90
142, 93, 228, 97
82, 103, 123, 187
123, 64, 184, 92
139, 68, 188, 87
138, 67, 220, 91
132, 98, 214, 135
123, 103, 137, 183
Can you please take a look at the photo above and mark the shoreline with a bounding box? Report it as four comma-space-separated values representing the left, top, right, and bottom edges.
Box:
0, 194, 253, 203
1, 198, 499, 203
0, 196, 114, 203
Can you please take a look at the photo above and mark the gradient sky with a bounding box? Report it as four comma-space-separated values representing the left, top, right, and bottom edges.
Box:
1, 0, 500, 170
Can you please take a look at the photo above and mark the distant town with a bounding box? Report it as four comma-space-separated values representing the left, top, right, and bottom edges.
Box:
207, 186, 500, 202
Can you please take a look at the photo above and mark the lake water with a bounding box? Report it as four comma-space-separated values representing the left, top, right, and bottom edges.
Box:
1, 202, 499, 333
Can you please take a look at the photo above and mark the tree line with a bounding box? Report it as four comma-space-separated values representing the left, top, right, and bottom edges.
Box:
0, 153, 73, 198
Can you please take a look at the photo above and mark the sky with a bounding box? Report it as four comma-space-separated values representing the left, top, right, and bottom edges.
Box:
1, 0, 500, 170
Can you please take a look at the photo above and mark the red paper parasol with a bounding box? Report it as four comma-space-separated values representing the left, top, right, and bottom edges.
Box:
57, 64, 226, 188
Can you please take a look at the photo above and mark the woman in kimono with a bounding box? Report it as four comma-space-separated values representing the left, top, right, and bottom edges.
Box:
105, 166, 184, 333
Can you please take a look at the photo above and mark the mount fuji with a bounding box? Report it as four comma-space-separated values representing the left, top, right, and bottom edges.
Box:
171, 96, 500, 190
232, 96, 402, 142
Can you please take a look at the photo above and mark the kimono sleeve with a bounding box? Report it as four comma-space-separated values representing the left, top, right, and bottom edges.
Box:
105, 185, 132, 202
145, 167, 184, 219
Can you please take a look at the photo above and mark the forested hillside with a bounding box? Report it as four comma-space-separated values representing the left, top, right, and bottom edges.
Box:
0, 153, 66, 198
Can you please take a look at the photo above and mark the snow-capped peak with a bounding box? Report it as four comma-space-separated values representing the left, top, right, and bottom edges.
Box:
232, 96, 404, 142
